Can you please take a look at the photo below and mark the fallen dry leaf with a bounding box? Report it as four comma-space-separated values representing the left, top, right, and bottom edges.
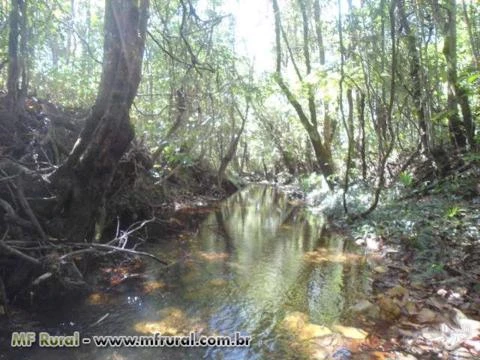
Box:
197, 252, 229, 261
416, 308, 438, 323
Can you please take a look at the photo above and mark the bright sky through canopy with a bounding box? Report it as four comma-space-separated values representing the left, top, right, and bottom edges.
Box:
216, 0, 360, 74
219, 0, 275, 73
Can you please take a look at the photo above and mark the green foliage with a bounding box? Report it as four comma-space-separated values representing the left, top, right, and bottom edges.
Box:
300, 173, 325, 192
461, 152, 480, 163
0, 0, 478, 183
398, 171, 413, 187
445, 205, 463, 219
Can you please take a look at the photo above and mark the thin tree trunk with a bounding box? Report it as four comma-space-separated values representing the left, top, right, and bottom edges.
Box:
6, 0, 26, 113
350, 0, 397, 219
462, 0, 479, 69
398, 0, 430, 153
218, 102, 248, 185
442, 0, 467, 149
357, 92, 367, 180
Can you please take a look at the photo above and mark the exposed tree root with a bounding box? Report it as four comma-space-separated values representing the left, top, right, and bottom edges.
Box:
0, 96, 237, 311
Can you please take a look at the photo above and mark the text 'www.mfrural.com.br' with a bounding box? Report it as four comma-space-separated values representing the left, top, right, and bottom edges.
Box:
10, 331, 252, 348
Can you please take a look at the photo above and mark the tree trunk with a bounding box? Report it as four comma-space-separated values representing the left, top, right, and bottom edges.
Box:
462, 0, 479, 69
398, 0, 430, 153
218, 102, 248, 185
357, 92, 367, 180
6, 0, 27, 113
51, 0, 149, 243
442, 0, 467, 149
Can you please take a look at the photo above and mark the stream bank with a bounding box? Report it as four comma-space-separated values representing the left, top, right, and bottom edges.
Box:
0, 96, 240, 318
300, 163, 480, 358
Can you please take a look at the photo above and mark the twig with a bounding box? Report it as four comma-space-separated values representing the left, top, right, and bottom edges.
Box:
107, 218, 155, 248
89, 313, 110, 328
60, 243, 169, 265
31, 272, 53, 286
0, 237, 42, 267
0, 174, 19, 183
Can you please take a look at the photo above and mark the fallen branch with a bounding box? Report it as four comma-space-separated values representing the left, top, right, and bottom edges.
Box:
60, 243, 169, 265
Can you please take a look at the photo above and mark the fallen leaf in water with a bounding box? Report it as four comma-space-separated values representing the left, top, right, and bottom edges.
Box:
281, 312, 332, 341
142, 280, 165, 294
332, 325, 368, 339
208, 278, 228, 287
134, 321, 179, 335
157, 306, 185, 319
136, 307, 204, 336
86, 292, 114, 305
197, 252, 229, 261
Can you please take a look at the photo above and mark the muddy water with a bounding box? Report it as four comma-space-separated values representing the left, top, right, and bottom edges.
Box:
3, 186, 370, 360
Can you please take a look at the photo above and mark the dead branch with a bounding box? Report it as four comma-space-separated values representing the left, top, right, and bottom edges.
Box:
60, 243, 169, 265
109, 217, 154, 246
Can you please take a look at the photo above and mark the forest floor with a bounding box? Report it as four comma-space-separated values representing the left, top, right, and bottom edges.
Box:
308, 165, 480, 359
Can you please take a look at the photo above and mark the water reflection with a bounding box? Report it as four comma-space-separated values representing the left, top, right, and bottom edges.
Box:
3, 185, 370, 360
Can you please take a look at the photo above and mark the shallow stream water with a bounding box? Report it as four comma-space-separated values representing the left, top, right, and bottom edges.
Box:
2, 185, 370, 360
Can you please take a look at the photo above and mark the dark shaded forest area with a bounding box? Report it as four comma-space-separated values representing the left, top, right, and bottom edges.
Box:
0, 0, 479, 358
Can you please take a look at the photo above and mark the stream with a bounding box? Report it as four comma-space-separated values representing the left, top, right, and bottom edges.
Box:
2, 185, 371, 360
